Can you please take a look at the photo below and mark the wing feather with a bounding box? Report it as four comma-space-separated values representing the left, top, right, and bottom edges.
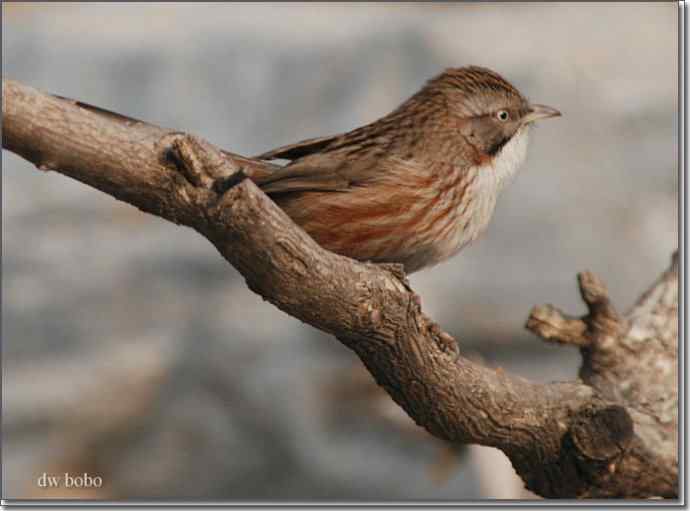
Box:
255, 151, 366, 194
254, 134, 341, 161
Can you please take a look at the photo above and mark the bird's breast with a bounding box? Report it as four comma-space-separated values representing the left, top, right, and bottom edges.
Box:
431, 127, 531, 262
273, 129, 530, 273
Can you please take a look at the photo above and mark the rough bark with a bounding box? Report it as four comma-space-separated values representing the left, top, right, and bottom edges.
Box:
2, 79, 678, 499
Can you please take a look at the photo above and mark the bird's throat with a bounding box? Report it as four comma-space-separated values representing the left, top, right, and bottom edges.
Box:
482, 126, 530, 191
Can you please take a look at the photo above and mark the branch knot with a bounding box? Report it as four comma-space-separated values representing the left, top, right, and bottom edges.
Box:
160, 133, 246, 194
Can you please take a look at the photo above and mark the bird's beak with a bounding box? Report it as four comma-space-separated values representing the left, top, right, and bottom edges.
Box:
523, 104, 561, 124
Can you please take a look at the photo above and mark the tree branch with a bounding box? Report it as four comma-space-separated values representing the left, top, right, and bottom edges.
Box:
2, 79, 678, 498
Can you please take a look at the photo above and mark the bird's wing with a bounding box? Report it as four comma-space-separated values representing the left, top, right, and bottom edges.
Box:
253, 128, 391, 194
51, 95, 147, 125
253, 149, 377, 194
254, 134, 341, 161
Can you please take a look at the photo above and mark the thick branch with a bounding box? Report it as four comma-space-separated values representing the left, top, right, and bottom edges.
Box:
2, 79, 678, 498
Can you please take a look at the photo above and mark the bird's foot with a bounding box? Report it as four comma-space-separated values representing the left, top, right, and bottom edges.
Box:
428, 321, 461, 361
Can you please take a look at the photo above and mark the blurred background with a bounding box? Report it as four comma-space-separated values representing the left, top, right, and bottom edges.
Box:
2, 2, 678, 501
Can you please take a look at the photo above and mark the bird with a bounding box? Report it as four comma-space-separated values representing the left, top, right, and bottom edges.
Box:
53, 65, 559, 274
249, 66, 561, 273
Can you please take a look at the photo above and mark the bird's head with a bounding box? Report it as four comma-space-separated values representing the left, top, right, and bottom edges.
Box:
423, 66, 561, 162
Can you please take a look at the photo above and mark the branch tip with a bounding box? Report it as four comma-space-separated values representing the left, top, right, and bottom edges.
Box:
577, 271, 610, 308
526, 304, 590, 347
577, 271, 623, 338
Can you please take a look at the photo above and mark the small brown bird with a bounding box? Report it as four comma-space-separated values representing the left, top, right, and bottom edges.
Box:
250, 66, 560, 273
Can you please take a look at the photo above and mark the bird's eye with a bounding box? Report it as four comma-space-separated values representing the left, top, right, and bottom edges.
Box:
496, 110, 510, 122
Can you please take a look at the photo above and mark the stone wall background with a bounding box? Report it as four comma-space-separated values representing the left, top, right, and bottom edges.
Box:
2, 2, 678, 500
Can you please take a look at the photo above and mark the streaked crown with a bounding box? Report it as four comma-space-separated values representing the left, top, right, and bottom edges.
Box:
425, 66, 528, 117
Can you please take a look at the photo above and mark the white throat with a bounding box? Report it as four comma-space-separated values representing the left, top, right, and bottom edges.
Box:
458, 125, 530, 248
486, 125, 530, 192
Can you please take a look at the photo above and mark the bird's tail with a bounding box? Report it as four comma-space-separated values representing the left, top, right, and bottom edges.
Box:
51, 93, 282, 187
219, 150, 281, 185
